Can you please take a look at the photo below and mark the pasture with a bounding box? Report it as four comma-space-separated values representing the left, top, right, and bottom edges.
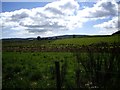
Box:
2, 34, 120, 89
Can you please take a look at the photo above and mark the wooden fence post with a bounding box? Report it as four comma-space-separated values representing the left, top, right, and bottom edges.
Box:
55, 61, 61, 90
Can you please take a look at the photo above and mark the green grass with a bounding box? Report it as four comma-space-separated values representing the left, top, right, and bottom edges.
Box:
2, 52, 76, 88
2, 35, 120, 89
2, 51, 120, 89
3, 35, 120, 47
2, 39, 52, 47
3, 35, 120, 52
51, 35, 120, 45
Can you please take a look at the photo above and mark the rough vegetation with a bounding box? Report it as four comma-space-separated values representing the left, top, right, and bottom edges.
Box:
2, 34, 120, 89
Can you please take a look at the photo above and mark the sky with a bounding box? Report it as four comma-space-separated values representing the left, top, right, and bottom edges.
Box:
1, 0, 120, 38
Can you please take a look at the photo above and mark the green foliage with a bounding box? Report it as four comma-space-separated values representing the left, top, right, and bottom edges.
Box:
2, 52, 75, 89
73, 51, 120, 89
2, 35, 120, 89
2, 50, 120, 89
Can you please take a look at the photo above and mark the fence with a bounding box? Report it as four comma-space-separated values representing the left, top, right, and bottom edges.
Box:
54, 61, 120, 89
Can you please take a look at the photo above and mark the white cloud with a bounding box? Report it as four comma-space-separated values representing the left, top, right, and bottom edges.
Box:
1, 0, 83, 36
94, 17, 118, 29
87, 0, 119, 35
93, 16, 119, 34
98, 29, 118, 35
44, 0, 79, 16
93, 0, 119, 32
77, 0, 118, 18
1, 0, 119, 38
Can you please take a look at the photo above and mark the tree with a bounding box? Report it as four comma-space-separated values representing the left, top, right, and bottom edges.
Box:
37, 36, 41, 40
73, 35, 75, 38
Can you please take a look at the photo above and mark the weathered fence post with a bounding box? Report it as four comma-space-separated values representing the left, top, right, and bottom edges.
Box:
76, 69, 80, 89
55, 61, 61, 90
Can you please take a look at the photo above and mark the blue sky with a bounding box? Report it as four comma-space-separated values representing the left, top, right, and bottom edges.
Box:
1, 0, 119, 38
2, 2, 49, 12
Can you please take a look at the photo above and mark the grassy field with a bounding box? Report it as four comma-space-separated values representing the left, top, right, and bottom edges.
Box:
3, 35, 120, 47
51, 35, 120, 45
2, 35, 120, 52
2, 51, 120, 89
2, 35, 120, 89
2, 52, 76, 88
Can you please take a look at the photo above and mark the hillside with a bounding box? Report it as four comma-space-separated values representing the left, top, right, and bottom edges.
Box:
51, 35, 120, 45
2, 34, 120, 52
112, 30, 120, 35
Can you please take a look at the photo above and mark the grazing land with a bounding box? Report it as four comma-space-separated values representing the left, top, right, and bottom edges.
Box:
2, 34, 120, 89
2, 35, 120, 52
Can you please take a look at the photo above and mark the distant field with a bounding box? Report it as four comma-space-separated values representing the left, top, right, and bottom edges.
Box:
51, 35, 120, 45
2, 35, 120, 52
3, 35, 120, 47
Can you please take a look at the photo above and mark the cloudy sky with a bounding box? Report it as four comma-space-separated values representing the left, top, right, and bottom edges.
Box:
1, 0, 120, 38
